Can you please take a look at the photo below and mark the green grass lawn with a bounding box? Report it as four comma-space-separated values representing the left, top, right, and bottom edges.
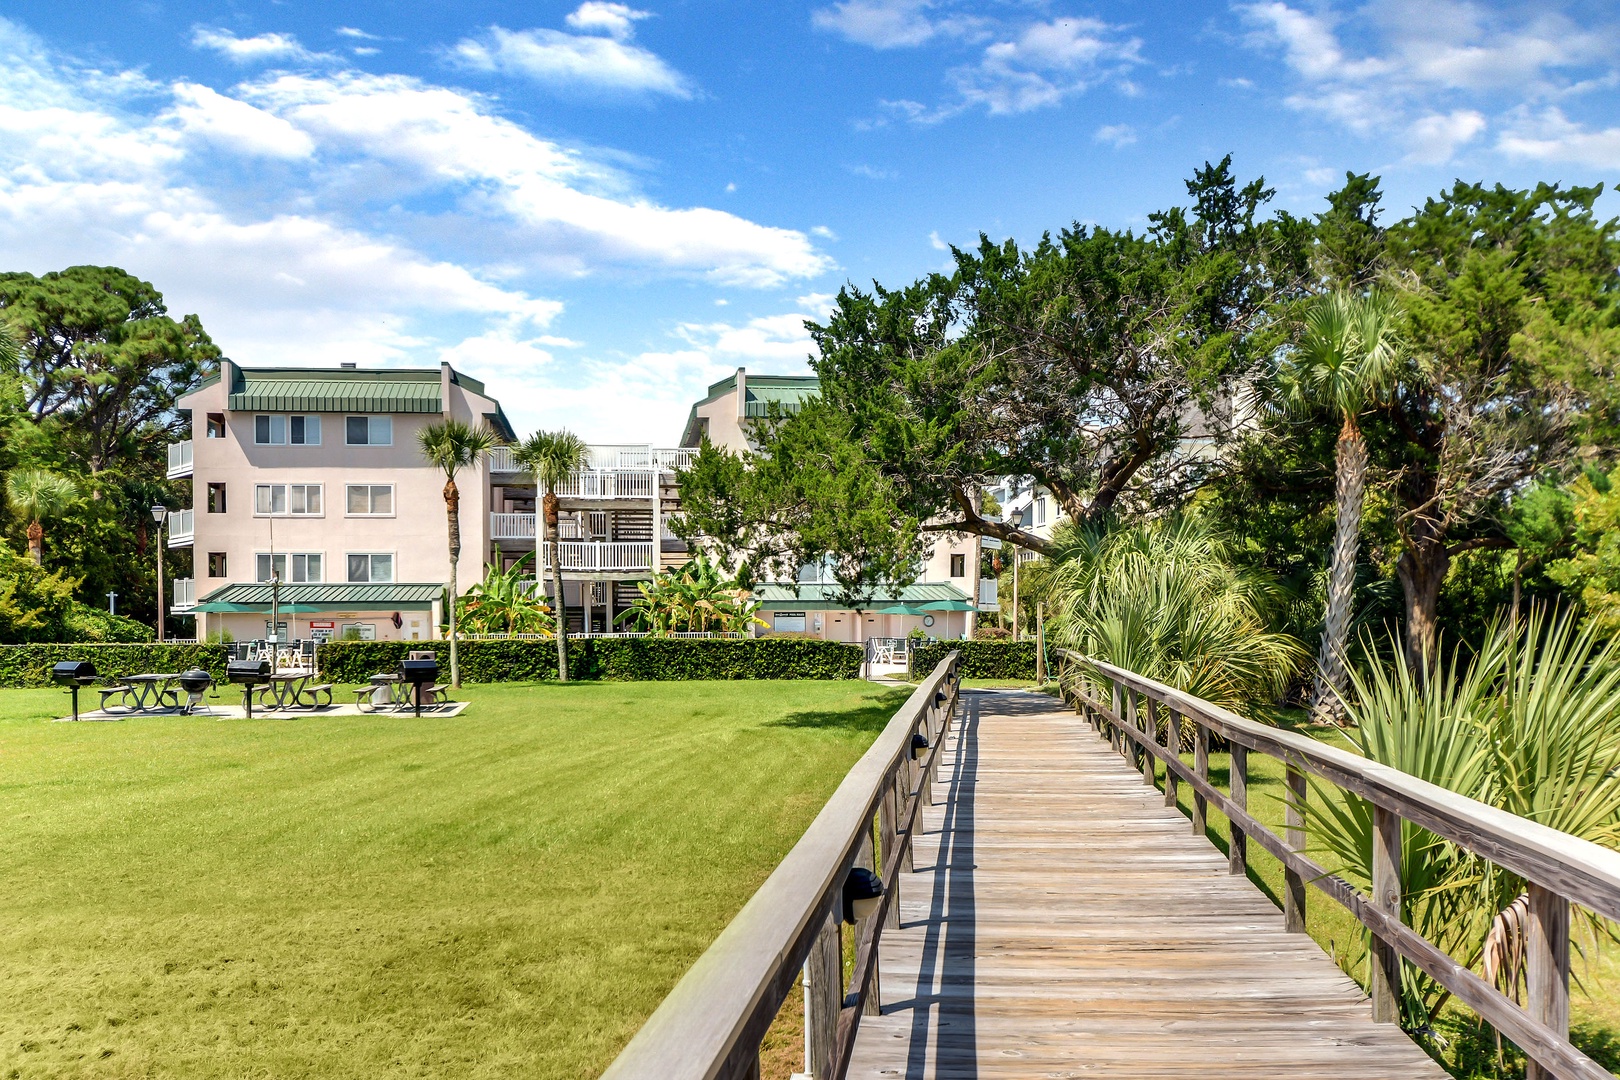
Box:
0, 681, 906, 1079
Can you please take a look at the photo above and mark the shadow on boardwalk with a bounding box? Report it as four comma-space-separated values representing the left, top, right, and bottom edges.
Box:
844, 688, 1448, 1079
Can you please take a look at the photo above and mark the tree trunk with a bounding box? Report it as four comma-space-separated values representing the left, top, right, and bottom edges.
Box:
1310, 419, 1367, 724
26, 521, 42, 564
545, 490, 567, 682
1396, 529, 1448, 680
445, 479, 462, 688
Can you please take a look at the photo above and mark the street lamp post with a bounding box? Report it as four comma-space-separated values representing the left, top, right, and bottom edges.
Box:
150, 505, 167, 643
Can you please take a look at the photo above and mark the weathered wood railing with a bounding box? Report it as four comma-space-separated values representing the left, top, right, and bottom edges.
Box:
600, 652, 962, 1080
1056, 649, 1620, 1080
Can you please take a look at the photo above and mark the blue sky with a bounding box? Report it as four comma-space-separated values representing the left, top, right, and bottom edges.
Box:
2, 2, 1617, 442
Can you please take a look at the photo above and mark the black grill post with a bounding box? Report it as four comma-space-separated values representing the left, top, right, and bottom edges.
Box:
51, 661, 98, 722
227, 660, 271, 718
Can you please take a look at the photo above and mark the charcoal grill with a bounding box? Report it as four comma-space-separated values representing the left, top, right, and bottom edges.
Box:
52, 660, 98, 722
227, 659, 271, 718
177, 668, 214, 715
397, 657, 439, 717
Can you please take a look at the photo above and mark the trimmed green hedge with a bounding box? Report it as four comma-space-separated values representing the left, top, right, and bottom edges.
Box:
314, 637, 864, 683
0, 643, 230, 688
910, 640, 1044, 680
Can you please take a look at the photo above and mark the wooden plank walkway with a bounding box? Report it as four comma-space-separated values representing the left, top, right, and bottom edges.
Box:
845, 689, 1447, 1079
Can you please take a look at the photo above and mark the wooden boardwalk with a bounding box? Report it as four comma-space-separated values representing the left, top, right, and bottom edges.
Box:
845, 689, 1447, 1079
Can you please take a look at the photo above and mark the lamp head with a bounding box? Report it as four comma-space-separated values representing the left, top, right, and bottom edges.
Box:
150, 504, 167, 525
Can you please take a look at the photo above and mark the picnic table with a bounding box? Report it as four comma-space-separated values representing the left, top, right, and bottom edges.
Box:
98, 673, 180, 713
356, 673, 411, 712
255, 671, 334, 711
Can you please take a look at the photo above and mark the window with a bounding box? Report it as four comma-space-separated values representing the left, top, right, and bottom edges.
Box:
256, 553, 323, 583
950, 553, 966, 578
339, 622, 376, 641
1035, 496, 1047, 526
347, 553, 393, 583
254, 414, 322, 445
254, 483, 323, 516
774, 611, 807, 633
345, 484, 394, 516
206, 413, 225, 438
263, 621, 289, 644
206, 482, 227, 514
206, 552, 228, 578
345, 415, 392, 446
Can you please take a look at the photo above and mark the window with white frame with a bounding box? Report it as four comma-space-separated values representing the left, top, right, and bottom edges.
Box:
254, 414, 322, 445
345, 416, 392, 446
345, 484, 394, 516
254, 483, 323, 516
256, 552, 323, 583
1035, 496, 1047, 525
773, 611, 807, 633
347, 553, 394, 583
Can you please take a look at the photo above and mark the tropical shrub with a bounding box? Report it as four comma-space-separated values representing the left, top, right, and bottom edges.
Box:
910, 640, 1039, 680
1547, 466, 1620, 637
457, 552, 555, 637
616, 553, 766, 635
1305, 607, 1620, 1031
1046, 518, 1307, 712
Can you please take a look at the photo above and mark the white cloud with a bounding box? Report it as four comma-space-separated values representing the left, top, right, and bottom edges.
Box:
928, 229, 947, 250
243, 71, 829, 285
1498, 106, 1620, 167
813, 0, 949, 49
1236, 0, 1620, 167
334, 27, 381, 41
810, 225, 837, 240
190, 27, 327, 65
450, 5, 691, 98
566, 2, 651, 41
168, 82, 314, 159
1094, 122, 1137, 147
847, 163, 898, 179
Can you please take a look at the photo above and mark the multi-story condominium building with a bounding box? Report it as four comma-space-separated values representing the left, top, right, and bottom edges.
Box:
170, 361, 515, 643
165, 361, 983, 646
681, 368, 984, 643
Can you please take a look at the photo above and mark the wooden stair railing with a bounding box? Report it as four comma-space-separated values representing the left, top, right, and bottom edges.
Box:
600, 652, 962, 1080
1056, 649, 1620, 1080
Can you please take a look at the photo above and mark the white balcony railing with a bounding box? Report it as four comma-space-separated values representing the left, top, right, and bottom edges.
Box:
554, 469, 656, 499
488, 445, 696, 475
171, 577, 196, 612
491, 512, 537, 541
167, 439, 193, 479
167, 508, 194, 547
537, 541, 655, 574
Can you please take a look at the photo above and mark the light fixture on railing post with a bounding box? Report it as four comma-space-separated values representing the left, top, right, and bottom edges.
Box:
150, 504, 167, 643
1008, 507, 1026, 641
842, 866, 883, 924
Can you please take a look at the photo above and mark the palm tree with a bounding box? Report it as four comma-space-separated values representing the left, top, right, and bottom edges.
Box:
417, 419, 500, 688
1277, 289, 1403, 723
514, 429, 589, 682
5, 469, 80, 564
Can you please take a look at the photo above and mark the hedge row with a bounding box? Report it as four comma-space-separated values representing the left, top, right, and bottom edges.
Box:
314, 637, 865, 683
910, 639, 1045, 680
0, 643, 231, 688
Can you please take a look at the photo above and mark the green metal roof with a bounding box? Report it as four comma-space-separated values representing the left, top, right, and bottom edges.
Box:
680, 372, 821, 446
194, 582, 444, 612
226, 367, 444, 413
754, 581, 972, 611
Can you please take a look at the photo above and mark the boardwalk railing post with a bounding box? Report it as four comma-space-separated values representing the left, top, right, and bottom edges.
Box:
855, 824, 882, 1017
1370, 805, 1402, 1024
1134, 691, 1154, 787
1525, 883, 1570, 1080
1192, 722, 1209, 838
1284, 764, 1307, 934
881, 767, 901, 927
1228, 744, 1248, 877
804, 908, 841, 1077
1162, 707, 1179, 809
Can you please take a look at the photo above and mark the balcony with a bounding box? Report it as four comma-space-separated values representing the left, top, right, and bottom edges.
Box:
488, 445, 697, 476
167, 508, 194, 548
555, 470, 656, 500
491, 512, 537, 541
170, 577, 196, 613
167, 439, 193, 479
541, 541, 655, 574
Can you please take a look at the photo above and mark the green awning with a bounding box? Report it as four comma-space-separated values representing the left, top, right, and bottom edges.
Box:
226, 368, 444, 413
195, 582, 444, 612
755, 581, 974, 612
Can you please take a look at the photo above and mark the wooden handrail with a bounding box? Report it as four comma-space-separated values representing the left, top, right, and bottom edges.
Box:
600, 652, 961, 1080
1056, 649, 1620, 1080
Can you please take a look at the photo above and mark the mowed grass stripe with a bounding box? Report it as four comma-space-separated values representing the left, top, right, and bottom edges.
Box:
0, 681, 904, 1079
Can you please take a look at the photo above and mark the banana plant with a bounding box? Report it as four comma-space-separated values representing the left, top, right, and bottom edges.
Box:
457, 551, 555, 637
